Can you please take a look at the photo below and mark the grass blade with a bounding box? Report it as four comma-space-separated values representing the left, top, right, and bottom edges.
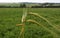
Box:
27, 19, 59, 38
28, 12, 60, 32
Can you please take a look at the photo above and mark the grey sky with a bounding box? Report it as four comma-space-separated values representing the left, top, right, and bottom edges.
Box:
0, 0, 60, 3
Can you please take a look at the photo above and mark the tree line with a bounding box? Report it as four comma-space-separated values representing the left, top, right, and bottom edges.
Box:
0, 3, 60, 8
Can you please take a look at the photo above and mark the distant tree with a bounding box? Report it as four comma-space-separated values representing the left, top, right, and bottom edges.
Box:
49, 3, 54, 6
41, 3, 49, 7
20, 3, 26, 8
41, 3, 54, 7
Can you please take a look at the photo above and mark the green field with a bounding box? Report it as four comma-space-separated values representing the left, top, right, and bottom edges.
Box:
0, 8, 60, 38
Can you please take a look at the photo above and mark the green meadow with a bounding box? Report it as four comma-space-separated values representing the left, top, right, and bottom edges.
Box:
0, 8, 60, 38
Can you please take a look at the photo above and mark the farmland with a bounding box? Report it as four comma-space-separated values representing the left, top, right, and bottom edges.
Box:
0, 8, 60, 38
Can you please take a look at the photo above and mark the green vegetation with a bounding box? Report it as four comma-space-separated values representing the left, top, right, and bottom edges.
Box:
0, 8, 60, 38
0, 3, 20, 6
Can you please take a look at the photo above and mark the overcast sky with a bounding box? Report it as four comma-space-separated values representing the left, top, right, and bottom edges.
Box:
0, 0, 60, 3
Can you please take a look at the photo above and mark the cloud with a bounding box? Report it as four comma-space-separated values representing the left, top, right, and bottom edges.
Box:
0, 0, 60, 3
22, 0, 60, 3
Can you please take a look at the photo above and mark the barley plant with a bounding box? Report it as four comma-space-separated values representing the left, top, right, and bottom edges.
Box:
16, 8, 60, 38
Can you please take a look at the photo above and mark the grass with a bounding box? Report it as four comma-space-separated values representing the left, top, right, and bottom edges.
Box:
0, 8, 60, 38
